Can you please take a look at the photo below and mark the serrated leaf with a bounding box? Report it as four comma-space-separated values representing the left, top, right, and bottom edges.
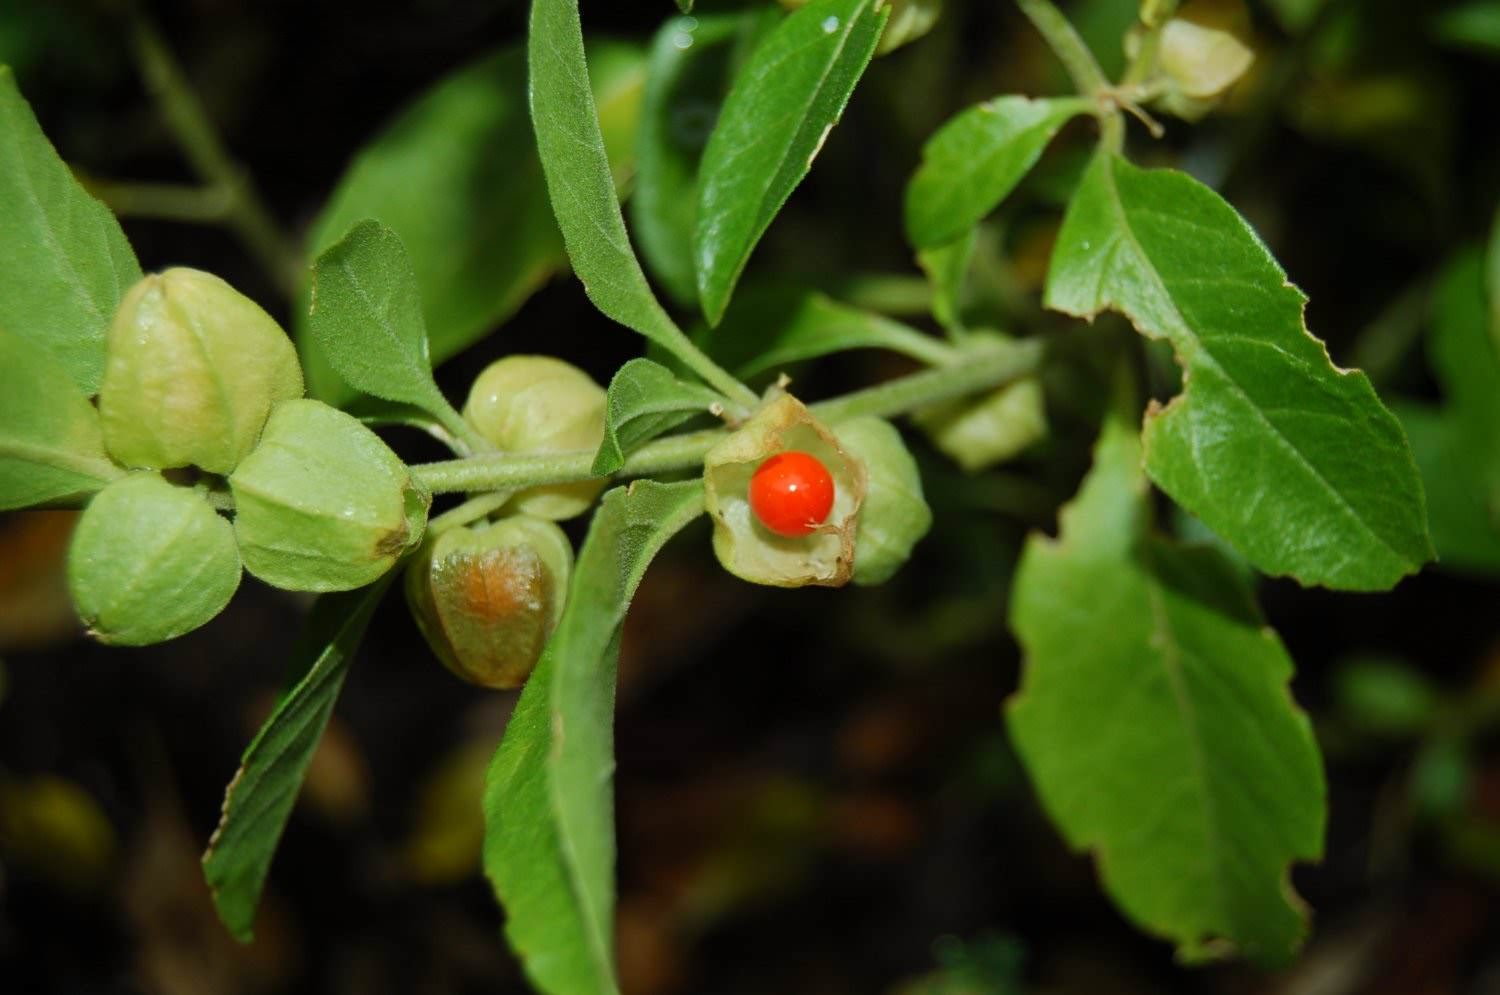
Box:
1007, 395, 1325, 966
202, 578, 391, 941
905, 95, 1091, 250
1046, 153, 1431, 590
1390, 249, 1500, 574
694, 0, 887, 325
632, 12, 757, 306
308, 220, 452, 422
299, 43, 643, 406
0, 326, 120, 510
0, 65, 141, 395
592, 359, 723, 475
484, 479, 705, 995
696, 284, 952, 379
530, 0, 688, 354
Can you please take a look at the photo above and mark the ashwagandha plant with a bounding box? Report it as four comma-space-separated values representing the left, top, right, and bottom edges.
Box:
1, 0, 1457, 990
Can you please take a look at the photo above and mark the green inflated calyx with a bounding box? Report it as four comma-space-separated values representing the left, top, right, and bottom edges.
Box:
405, 515, 573, 689
463, 355, 608, 520
915, 377, 1047, 472
229, 399, 430, 592
705, 392, 867, 587
67, 473, 242, 645
837, 417, 933, 586
98, 268, 304, 474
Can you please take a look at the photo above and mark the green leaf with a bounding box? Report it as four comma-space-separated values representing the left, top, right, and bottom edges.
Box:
1433, 1, 1500, 56
1389, 249, 1500, 573
484, 479, 704, 995
202, 577, 392, 941
0, 327, 120, 510
0, 65, 141, 395
529, 0, 686, 353
632, 12, 757, 307
1488, 204, 1500, 345
904, 96, 1092, 250
694, 0, 887, 324
1046, 153, 1432, 590
308, 220, 453, 421
916, 227, 976, 334
299, 43, 644, 405
1007, 393, 1325, 966
592, 359, 723, 475
696, 285, 953, 380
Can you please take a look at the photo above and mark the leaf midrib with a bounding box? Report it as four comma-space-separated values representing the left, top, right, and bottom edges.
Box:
703, 0, 872, 282
1143, 572, 1230, 934
1095, 157, 1408, 569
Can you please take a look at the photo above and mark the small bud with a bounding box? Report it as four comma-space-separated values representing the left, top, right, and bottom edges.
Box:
229, 399, 430, 592
67, 473, 241, 645
915, 377, 1046, 472
463, 356, 607, 520
1144, 14, 1255, 121
405, 515, 573, 689
836, 418, 933, 586
98, 268, 304, 474
704, 393, 866, 588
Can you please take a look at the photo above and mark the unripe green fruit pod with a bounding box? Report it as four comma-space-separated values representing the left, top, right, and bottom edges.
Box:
229, 399, 430, 592
835, 417, 932, 586
98, 268, 304, 474
704, 393, 866, 588
463, 356, 607, 520
67, 473, 242, 645
914, 377, 1046, 472
405, 515, 573, 689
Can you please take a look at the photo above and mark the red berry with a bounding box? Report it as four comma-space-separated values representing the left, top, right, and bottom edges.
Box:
748, 450, 835, 537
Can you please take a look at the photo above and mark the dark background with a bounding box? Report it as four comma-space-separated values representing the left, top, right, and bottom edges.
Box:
2, 1, 1499, 992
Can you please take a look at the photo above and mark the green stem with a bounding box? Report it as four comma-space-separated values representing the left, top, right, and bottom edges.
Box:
409, 340, 1045, 495
661, 328, 760, 413
830, 274, 937, 319
126, 5, 301, 297
84, 179, 235, 223
428, 491, 515, 534
1015, 0, 1109, 97
810, 339, 1043, 423
430, 398, 495, 457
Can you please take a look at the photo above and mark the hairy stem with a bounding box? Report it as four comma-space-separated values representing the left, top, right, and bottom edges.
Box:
409, 339, 1044, 495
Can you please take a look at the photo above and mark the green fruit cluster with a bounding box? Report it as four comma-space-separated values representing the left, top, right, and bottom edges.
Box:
68, 269, 429, 644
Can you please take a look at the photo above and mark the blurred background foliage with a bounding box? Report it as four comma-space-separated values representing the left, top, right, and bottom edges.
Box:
2, 0, 1500, 992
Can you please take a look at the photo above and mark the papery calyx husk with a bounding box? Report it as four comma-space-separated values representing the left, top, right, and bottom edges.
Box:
67, 472, 242, 646
1131, 10, 1255, 121
98, 267, 303, 474
836, 417, 933, 586
704, 392, 866, 588
462, 355, 607, 520
229, 399, 429, 592
405, 515, 573, 690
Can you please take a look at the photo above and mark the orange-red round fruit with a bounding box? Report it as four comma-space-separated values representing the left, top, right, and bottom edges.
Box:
748, 451, 835, 537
